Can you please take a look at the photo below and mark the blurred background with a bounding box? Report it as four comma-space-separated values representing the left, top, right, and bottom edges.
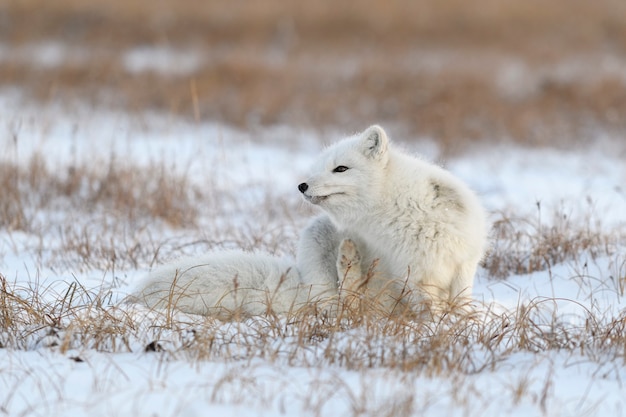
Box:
2, 0, 625, 152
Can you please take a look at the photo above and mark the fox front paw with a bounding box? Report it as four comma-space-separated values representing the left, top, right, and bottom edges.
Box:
338, 239, 361, 270
337, 238, 364, 291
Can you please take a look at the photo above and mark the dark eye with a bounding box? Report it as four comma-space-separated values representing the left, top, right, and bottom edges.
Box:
332, 165, 349, 173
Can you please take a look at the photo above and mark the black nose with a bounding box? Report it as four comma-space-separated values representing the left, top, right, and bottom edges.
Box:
298, 183, 308, 193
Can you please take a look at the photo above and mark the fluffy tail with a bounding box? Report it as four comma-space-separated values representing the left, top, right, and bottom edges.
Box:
133, 250, 316, 319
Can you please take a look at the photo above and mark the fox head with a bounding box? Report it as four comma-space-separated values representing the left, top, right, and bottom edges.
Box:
298, 125, 390, 224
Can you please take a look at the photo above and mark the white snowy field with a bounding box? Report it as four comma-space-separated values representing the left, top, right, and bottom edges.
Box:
1, 97, 626, 417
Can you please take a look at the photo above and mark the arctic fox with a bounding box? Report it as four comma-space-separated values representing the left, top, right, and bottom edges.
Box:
298, 125, 488, 312
134, 125, 488, 317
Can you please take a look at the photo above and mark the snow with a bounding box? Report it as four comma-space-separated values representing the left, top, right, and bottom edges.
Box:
1, 96, 626, 416
0, 42, 206, 76
0, 42, 91, 69
122, 47, 204, 75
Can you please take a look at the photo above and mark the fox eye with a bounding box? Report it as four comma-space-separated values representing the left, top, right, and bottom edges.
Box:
332, 165, 349, 173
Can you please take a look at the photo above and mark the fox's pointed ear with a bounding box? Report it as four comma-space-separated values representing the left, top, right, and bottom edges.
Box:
360, 125, 389, 160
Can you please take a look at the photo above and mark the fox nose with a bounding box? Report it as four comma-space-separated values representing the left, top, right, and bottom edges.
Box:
298, 183, 308, 193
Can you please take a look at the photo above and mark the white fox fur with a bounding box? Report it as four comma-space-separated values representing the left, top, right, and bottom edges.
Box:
134, 251, 303, 319
298, 125, 488, 312
134, 125, 488, 317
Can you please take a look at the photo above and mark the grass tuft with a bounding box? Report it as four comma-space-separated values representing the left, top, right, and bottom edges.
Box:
0, 153, 200, 233
484, 202, 615, 279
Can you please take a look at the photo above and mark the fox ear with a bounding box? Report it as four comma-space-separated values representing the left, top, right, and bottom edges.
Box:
360, 125, 389, 160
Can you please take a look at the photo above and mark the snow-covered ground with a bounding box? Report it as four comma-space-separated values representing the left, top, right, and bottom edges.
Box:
1, 97, 625, 416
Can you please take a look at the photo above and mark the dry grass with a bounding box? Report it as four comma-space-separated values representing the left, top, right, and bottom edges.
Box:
2, 270, 626, 375
0, 273, 135, 352
485, 202, 614, 279
2, 0, 626, 152
0, 153, 200, 232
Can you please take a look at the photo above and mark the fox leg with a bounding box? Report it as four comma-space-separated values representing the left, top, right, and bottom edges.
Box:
296, 215, 342, 300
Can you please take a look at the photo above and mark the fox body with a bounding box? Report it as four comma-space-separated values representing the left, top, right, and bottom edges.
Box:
298, 125, 488, 311
134, 126, 488, 317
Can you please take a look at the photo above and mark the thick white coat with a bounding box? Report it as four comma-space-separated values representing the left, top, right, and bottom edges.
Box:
133, 251, 308, 318
299, 125, 488, 308
135, 126, 488, 316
